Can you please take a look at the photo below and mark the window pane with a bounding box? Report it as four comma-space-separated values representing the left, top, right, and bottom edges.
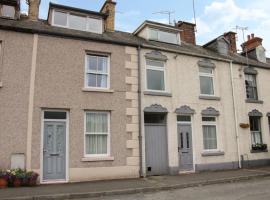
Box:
251, 132, 262, 145
88, 56, 98, 71
200, 76, 214, 95
144, 114, 166, 124
149, 29, 158, 40
159, 31, 178, 44
97, 75, 107, 88
53, 11, 67, 26
86, 112, 108, 133
203, 125, 217, 150
85, 134, 107, 154
97, 57, 108, 73
202, 117, 216, 122
199, 67, 213, 74
1, 5, 15, 18
177, 116, 191, 122
69, 14, 87, 31
147, 69, 165, 91
44, 111, 66, 119
245, 74, 258, 100
87, 74, 96, 87
88, 18, 102, 33
146, 60, 164, 68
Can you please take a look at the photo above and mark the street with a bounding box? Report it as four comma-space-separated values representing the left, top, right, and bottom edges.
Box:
79, 177, 270, 200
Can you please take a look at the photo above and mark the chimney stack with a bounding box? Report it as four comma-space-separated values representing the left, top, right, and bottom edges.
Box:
224, 32, 237, 53
241, 33, 263, 52
100, 0, 116, 32
28, 0, 41, 21
176, 21, 196, 45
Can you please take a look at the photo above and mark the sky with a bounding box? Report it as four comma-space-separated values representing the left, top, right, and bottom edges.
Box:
21, 0, 270, 56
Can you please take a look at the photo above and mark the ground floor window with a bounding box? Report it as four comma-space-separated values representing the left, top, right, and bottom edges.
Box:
202, 116, 217, 150
85, 111, 110, 156
249, 116, 262, 145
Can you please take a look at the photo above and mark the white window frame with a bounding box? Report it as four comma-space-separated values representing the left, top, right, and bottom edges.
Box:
249, 116, 263, 145
84, 111, 110, 157
199, 67, 215, 96
245, 73, 258, 100
84, 54, 110, 90
148, 28, 179, 44
145, 59, 166, 92
52, 9, 103, 34
1, 5, 15, 19
202, 116, 218, 151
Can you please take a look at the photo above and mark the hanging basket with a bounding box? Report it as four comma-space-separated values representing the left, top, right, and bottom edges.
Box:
239, 123, 250, 129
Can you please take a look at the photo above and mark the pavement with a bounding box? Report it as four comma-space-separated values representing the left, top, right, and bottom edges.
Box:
1, 167, 270, 200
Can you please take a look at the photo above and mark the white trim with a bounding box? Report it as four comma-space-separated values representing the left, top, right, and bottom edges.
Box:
40, 109, 69, 184
84, 54, 110, 90
148, 28, 180, 45
145, 59, 166, 92
84, 111, 111, 158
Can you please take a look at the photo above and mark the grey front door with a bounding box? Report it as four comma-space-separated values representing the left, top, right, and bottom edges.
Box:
43, 121, 66, 181
178, 124, 193, 171
145, 124, 168, 176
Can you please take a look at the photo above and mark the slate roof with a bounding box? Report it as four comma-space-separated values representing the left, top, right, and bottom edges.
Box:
0, 18, 269, 69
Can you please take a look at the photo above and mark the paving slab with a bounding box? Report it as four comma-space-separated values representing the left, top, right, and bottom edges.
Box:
1, 167, 270, 200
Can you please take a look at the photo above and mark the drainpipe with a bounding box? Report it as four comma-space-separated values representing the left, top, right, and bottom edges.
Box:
137, 45, 144, 177
229, 60, 242, 169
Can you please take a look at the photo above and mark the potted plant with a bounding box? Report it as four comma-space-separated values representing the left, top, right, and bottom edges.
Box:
0, 170, 9, 189
252, 143, 268, 151
26, 171, 39, 187
12, 169, 26, 187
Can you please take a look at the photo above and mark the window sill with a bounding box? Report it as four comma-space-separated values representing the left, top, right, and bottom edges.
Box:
82, 88, 114, 93
245, 99, 264, 104
144, 91, 172, 97
201, 151, 225, 157
250, 149, 268, 153
81, 156, 115, 162
199, 95, 221, 101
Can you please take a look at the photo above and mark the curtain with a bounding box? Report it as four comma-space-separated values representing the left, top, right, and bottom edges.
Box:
203, 125, 217, 150
86, 135, 107, 154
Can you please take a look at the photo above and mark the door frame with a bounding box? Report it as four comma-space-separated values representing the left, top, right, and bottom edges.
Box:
40, 109, 69, 184
177, 115, 196, 172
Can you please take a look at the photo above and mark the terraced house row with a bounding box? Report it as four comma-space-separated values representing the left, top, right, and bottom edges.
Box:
0, 0, 270, 183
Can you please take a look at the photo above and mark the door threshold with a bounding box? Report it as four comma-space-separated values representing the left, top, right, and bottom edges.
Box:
41, 179, 67, 184
179, 170, 195, 174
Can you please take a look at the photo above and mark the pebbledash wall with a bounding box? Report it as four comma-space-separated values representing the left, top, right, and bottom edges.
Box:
0, 30, 140, 182
140, 48, 239, 174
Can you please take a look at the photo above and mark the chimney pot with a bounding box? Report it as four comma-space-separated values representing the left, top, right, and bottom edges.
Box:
251, 33, 255, 39
247, 35, 251, 41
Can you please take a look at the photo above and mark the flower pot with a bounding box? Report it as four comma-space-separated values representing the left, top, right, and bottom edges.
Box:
13, 178, 22, 187
27, 179, 37, 187
0, 178, 7, 189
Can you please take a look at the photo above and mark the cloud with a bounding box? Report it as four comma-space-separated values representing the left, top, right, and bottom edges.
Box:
115, 10, 141, 32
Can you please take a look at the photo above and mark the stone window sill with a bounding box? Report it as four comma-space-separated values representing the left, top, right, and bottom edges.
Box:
199, 95, 221, 101
201, 151, 225, 157
250, 149, 268, 153
81, 156, 115, 162
82, 88, 114, 93
144, 91, 172, 97
245, 99, 264, 104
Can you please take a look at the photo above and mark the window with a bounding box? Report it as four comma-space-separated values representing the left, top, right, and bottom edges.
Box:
52, 10, 103, 34
199, 67, 214, 95
85, 55, 109, 89
149, 28, 179, 44
245, 74, 258, 100
146, 59, 165, 91
53, 10, 68, 26
1, 5, 15, 18
85, 112, 110, 156
249, 116, 262, 145
202, 117, 217, 150
177, 115, 191, 122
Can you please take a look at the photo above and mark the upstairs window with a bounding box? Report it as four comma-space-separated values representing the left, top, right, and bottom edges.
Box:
249, 116, 262, 145
146, 59, 165, 91
199, 67, 214, 95
149, 28, 179, 44
85, 54, 109, 89
1, 5, 15, 19
245, 74, 258, 100
52, 10, 103, 34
